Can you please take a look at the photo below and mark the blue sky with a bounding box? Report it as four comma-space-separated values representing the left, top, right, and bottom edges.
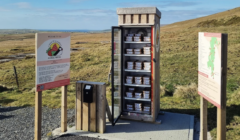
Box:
0, 0, 239, 30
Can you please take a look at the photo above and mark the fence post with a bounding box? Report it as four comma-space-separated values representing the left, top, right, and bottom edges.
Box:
13, 66, 19, 88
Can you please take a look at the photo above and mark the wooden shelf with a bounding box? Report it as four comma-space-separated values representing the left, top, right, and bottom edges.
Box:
124, 54, 150, 56
124, 41, 151, 44
124, 97, 151, 101
125, 69, 150, 72
124, 84, 151, 87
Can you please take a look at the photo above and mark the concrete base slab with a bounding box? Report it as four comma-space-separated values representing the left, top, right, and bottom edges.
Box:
52, 112, 194, 140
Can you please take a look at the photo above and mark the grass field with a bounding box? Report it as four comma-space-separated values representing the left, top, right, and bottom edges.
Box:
1, 7, 240, 140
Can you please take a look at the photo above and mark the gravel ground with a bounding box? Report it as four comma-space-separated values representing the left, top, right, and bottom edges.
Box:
0, 105, 75, 140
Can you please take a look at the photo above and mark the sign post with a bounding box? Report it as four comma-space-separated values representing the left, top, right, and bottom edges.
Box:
35, 33, 71, 140
198, 32, 227, 140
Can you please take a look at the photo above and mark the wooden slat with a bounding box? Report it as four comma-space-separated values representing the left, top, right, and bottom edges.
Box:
133, 14, 139, 24
61, 85, 67, 132
149, 14, 155, 24
118, 15, 124, 25
141, 14, 147, 24
76, 83, 82, 130
90, 85, 97, 132
82, 84, 89, 131
200, 97, 208, 140
125, 15, 131, 24
34, 91, 42, 140
97, 84, 106, 133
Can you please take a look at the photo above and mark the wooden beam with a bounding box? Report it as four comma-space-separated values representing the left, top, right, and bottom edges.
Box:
61, 85, 67, 132
217, 33, 227, 140
125, 15, 131, 24
34, 91, 42, 140
141, 14, 147, 24
76, 83, 82, 130
133, 14, 139, 24
97, 84, 106, 133
200, 97, 208, 140
82, 86, 89, 132
90, 85, 97, 132
217, 107, 226, 140
118, 15, 124, 25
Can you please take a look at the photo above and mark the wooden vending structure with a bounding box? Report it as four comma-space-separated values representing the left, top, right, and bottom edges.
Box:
111, 7, 161, 125
75, 81, 106, 133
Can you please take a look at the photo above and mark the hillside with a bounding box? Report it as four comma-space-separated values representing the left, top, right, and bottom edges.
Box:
160, 7, 240, 140
0, 7, 240, 140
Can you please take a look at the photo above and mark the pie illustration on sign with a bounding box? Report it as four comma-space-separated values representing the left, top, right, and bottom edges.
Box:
46, 42, 63, 56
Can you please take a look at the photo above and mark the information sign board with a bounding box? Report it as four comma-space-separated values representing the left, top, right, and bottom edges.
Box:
35, 33, 70, 91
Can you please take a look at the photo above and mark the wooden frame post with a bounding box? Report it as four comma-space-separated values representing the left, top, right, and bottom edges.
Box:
200, 97, 208, 140
61, 85, 68, 132
34, 91, 42, 140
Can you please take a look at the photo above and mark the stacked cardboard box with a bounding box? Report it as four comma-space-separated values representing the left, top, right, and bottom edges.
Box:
133, 34, 142, 42
143, 76, 150, 85
127, 61, 134, 69
126, 76, 133, 84
126, 49, 133, 54
135, 103, 142, 111
143, 47, 151, 54
126, 91, 133, 98
127, 104, 134, 110
143, 105, 150, 112
135, 76, 142, 84
143, 90, 150, 99
144, 36, 151, 42
135, 61, 143, 70
134, 48, 142, 54
135, 92, 142, 98
143, 62, 151, 70
126, 34, 134, 42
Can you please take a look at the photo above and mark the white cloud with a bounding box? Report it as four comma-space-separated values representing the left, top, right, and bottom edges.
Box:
14, 2, 31, 9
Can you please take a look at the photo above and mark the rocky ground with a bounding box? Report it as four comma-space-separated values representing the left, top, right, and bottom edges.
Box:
0, 105, 76, 140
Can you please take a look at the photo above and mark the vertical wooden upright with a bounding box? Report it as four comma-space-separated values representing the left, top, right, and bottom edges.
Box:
200, 97, 208, 140
61, 85, 67, 132
34, 91, 42, 140
217, 33, 228, 140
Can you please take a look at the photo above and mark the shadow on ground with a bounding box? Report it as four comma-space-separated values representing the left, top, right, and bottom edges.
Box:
162, 104, 240, 131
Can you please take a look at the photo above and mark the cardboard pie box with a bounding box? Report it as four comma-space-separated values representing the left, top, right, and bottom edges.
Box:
144, 36, 151, 42
126, 76, 133, 79
126, 36, 133, 42
126, 92, 133, 98
143, 106, 151, 112
134, 103, 142, 109
135, 92, 142, 98
133, 37, 142, 42
129, 87, 135, 91
143, 47, 151, 51
143, 91, 150, 99
126, 79, 133, 84
134, 34, 142, 37
128, 34, 134, 37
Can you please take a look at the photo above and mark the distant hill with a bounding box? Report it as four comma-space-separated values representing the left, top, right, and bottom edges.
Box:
162, 7, 240, 31
0, 29, 39, 34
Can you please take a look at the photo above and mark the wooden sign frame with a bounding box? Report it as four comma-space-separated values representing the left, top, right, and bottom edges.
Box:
199, 33, 228, 140
35, 86, 67, 140
34, 33, 70, 140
